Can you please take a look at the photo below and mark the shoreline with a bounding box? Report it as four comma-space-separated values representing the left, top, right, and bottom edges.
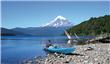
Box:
24, 43, 110, 64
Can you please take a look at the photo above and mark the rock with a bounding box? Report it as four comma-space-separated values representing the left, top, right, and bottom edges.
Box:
63, 61, 69, 63
89, 63, 93, 64
85, 47, 94, 51
23, 43, 110, 64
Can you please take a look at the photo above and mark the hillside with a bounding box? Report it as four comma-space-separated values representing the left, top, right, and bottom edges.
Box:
11, 27, 69, 36
67, 15, 110, 36
1, 28, 29, 36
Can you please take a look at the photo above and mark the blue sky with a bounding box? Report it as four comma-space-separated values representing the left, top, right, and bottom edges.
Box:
2, 1, 109, 28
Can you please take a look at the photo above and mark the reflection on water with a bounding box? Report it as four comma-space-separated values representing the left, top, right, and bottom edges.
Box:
1, 36, 94, 64
1, 36, 68, 64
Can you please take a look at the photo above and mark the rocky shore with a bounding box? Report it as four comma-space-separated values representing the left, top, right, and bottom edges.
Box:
24, 43, 110, 64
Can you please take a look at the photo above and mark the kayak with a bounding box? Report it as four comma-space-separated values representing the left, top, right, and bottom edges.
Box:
44, 46, 75, 54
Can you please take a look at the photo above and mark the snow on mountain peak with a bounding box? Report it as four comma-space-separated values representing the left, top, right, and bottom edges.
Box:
54, 15, 66, 20
43, 15, 73, 27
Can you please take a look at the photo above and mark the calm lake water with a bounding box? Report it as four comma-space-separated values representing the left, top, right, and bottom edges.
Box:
1, 36, 94, 64
1, 36, 69, 64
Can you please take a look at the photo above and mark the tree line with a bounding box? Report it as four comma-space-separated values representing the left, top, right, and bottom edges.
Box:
67, 15, 110, 36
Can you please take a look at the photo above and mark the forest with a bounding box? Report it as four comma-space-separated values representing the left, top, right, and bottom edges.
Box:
67, 15, 110, 36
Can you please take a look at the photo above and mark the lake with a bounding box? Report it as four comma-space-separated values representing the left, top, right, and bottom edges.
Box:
1, 36, 94, 64
1, 36, 69, 64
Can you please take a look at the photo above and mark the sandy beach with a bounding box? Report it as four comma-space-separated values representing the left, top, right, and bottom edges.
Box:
24, 43, 110, 64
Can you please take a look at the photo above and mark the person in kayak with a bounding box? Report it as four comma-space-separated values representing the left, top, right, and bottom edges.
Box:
45, 40, 53, 48
45, 40, 58, 48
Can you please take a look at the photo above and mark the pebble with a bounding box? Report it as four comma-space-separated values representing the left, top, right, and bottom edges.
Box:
23, 43, 110, 64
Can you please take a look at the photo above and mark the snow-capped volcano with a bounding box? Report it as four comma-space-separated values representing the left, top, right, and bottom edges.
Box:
43, 15, 73, 27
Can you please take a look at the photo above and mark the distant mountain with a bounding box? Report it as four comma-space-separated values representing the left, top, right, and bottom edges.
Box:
67, 15, 110, 36
10, 15, 73, 36
1, 28, 29, 36
1, 15, 73, 36
11, 27, 69, 36
43, 15, 73, 27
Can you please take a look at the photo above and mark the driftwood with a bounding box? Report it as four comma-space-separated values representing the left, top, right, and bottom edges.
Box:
86, 33, 110, 43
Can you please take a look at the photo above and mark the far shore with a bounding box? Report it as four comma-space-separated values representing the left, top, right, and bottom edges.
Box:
23, 43, 110, 64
